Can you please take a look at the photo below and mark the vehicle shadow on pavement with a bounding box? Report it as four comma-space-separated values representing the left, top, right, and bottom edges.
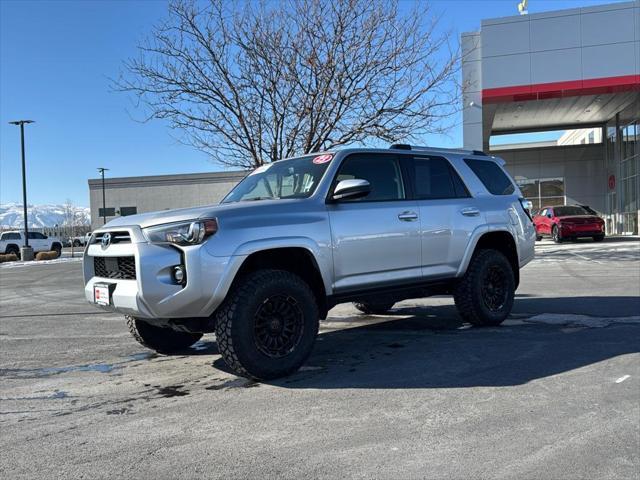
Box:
249, 296, 640, 389
512, 295, 640, 317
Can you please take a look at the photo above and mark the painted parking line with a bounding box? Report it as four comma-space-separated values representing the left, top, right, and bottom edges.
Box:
615, 375, 630, 384
568, 251, 604, 264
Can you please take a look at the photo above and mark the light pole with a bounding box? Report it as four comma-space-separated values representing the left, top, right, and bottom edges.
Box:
8, 120, 35, 260
97, 167, 109, 225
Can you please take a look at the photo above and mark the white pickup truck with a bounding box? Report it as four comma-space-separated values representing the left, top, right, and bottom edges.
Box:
0, 231, 63, 258
70, 232, 92, 247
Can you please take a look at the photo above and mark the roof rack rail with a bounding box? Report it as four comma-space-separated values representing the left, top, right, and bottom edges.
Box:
389, 144, 489, 157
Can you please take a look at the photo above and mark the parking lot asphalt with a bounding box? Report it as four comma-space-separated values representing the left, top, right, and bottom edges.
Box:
1, 238, 639, 479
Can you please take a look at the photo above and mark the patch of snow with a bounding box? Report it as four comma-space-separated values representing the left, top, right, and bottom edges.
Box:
525, 313, 640, 328
0, 257, 83, 268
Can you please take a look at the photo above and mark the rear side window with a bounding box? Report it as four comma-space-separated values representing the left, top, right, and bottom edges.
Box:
464, 158, 515, 195
411, 156, 470, 199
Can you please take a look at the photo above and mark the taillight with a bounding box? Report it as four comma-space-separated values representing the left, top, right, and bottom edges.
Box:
518, 198, 533, 222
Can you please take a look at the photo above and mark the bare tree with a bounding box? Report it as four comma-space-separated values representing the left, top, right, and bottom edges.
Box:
117, 0, 459, 169
62, 199, 83, 257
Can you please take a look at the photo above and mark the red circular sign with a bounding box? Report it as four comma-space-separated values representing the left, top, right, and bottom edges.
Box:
312, 154, 333, 164
608, 174, 616, 190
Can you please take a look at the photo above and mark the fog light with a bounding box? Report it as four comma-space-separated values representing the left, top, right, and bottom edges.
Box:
173, 265, 186, 284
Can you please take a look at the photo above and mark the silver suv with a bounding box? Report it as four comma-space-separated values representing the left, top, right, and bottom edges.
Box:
84, 145, 535, 379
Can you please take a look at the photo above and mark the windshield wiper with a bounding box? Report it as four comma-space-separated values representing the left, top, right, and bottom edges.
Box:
243, 196, 280, 202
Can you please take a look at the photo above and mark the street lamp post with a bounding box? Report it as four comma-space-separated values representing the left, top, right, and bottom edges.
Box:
97, 167, 109, 225
8, 120, 35, 261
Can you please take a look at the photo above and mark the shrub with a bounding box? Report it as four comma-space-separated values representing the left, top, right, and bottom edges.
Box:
35, 251, 59, 261
0, 253, 18, 263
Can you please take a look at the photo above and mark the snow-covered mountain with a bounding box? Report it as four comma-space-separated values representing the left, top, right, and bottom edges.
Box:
0, 203, 90, 228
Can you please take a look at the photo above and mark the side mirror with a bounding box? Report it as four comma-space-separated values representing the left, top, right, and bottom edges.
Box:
522, 200, 533, 212
332, 179, 371, 201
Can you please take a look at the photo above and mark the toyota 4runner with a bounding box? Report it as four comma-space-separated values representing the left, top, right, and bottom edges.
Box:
83, 145, 536, 379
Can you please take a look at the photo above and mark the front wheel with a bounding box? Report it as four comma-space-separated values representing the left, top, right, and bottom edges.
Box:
51, 244, 62, 258
215, 269, 319, 380
552, 225, 563, 243
454, 249, 515, 326
126, 316, 202, 354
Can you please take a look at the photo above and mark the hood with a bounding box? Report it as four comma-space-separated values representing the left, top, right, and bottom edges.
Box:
99, 199, 294, 230
101, 205, 224, 229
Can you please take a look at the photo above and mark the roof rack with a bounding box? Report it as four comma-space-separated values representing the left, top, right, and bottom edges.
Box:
389, 144, 489, 157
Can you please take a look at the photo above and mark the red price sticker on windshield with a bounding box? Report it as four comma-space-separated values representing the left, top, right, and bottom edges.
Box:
313, 154, 333, 164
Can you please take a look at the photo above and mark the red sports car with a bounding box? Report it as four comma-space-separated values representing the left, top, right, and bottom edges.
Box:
533, 205, 605, 243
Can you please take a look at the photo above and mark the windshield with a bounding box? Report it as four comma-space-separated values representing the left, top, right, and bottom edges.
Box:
554, 206, 590, 217
222, 154, 333, 203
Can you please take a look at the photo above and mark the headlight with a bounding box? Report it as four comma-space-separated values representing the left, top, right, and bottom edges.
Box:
144, 219, 218, 246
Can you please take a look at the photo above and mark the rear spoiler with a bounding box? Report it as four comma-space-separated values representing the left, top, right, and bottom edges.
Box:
494, 156, 507, 167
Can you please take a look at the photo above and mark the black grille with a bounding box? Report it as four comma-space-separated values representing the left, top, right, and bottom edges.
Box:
94, 256, 136, 280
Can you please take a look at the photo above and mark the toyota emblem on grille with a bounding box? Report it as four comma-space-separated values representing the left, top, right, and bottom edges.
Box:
101, 233, 112, 249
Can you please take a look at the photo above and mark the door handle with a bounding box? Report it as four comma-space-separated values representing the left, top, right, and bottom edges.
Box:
398, 211, 418, 221
460, 207, 480, 217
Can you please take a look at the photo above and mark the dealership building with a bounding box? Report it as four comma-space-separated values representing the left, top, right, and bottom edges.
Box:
89, 0, 639, 234
462, 0, 639, 234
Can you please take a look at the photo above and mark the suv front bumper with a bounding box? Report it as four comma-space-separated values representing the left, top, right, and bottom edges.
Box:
83, 227, 244, 320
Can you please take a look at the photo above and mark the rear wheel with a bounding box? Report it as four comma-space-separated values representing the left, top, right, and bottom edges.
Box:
72, 239, 81, 247
5, 245, 20, 259
593, 235, 605, 242
552, 225, 563, 243
535, 234, 543, 241
215, 269, 319, 380
353, 301, 395, 315
126, 316, 202, 354
454, 249, 515, 326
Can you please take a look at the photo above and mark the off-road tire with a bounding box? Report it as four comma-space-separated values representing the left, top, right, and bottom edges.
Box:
215, 269, 319, 380
353, 301, 395, 315
552, 225, 563, 243
126, 316, 202, 354
593, 235, 605, 242
453, 249, 515, 326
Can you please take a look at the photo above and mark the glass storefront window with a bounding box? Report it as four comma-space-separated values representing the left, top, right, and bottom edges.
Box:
516, 177, 565, 210
623, 123, 636, 159
518, 179, 539, 199
540, 178, 564, 197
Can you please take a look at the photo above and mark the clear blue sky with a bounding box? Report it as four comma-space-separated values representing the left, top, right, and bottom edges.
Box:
0, 0, 629, 206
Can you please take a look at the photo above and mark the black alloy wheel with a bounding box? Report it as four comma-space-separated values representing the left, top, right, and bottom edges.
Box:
253, 294, 304, 358
453, 249, 515, 326
481, 265, 508, 312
